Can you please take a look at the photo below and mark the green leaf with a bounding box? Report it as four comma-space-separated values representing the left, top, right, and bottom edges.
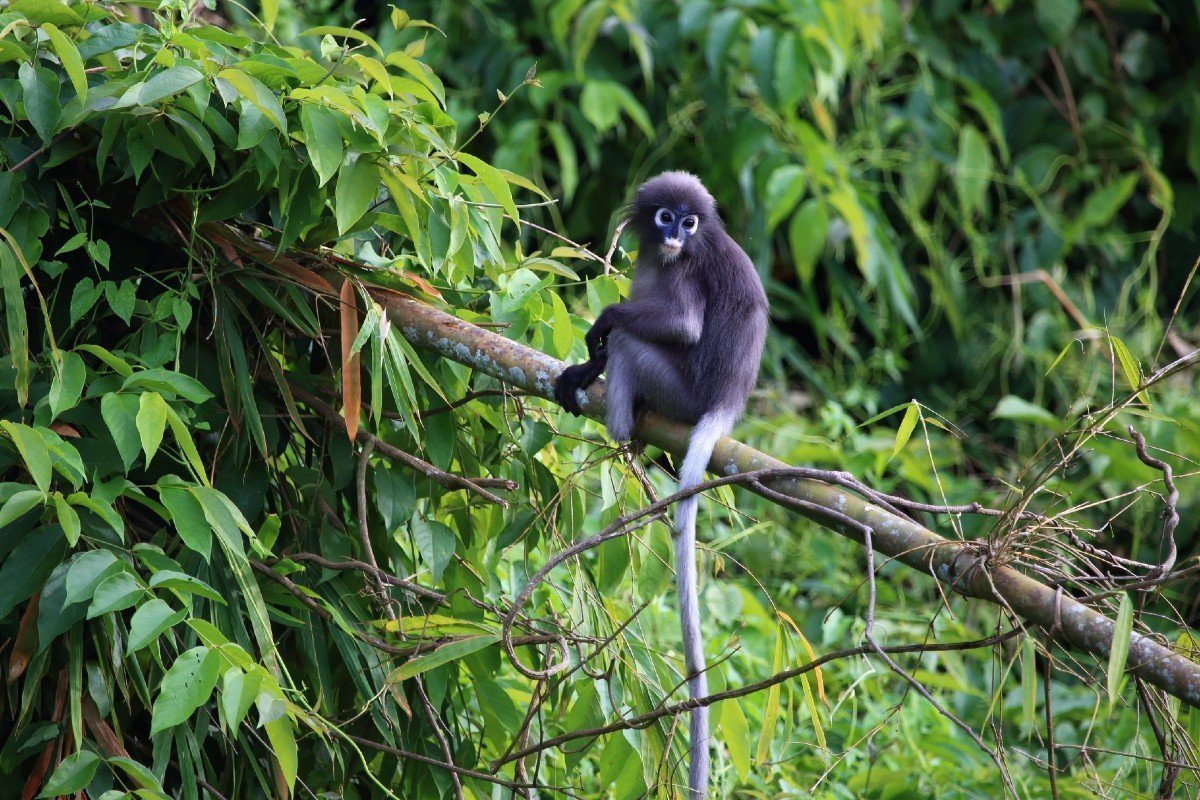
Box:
788, 199, 827, 285
215, 68, 287, 134
1036, 0, 1081, 44
1108, 592, 1133, 708
719, 699, 751, 781
18, 61, 61, 143
1082, 174, 1138, 228
52, 493, 80, 546
64, 549, 120, 605
458, 152, 518, 222
334, 153, 381, 234
114, 66, 204, 108
0, 239, 30, 405
100, 393, 141, 470
37, 750, 101, 797
265, 716, 297, 792
123, 367, 214, 403
150, 646, 221, 735
765, 163, 807, 232
1, 421, 53, 492
148, 570, 225, 604
1109, 335, 1145, 401
221, 667, 262, 729
890, 401, 919, 460
411, 516, 455, 583
10, 0, 84, 26
49, 350, 86, 420
42, 23, 86, 105
756, 630, 785, 763
955, 124, 993, 217
1021, 635, 1037, 734
387, 634, 499, 682
76, 344, 133, 377
127, 598, 185, 652
0, 487, 45, 527
300, 103, 344, 187
86, 571, 143, 618
159, 485, 212, 561
136, 392, 168, 465
991, 395, 1059, 428
0, 524, 67, 619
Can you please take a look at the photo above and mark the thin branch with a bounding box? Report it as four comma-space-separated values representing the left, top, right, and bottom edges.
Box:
292, 384, 515, 506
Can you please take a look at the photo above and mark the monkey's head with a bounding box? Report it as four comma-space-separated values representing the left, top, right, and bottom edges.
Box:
629, 171, 720, 263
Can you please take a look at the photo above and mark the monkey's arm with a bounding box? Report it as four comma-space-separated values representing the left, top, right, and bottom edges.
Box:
586, 294, 704, 352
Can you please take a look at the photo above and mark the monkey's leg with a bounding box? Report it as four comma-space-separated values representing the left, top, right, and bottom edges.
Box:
603, 343, 637, 442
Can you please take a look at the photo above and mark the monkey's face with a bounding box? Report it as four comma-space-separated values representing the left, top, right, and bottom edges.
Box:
652, 206, 700, 262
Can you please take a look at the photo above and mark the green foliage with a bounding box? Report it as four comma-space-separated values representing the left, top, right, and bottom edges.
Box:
0, 0, 1197, 799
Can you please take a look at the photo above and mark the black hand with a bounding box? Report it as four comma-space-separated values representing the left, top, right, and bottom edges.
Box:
585, 309, 617, 359
554, 357, 606, 415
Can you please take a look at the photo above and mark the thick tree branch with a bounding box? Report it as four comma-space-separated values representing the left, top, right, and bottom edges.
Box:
367, 290, 1200, 710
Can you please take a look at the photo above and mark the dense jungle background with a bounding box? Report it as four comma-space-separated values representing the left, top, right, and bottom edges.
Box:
1, 0, 1199, 797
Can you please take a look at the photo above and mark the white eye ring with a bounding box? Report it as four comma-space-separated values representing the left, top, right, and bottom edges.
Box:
655, 208, 674, 226
681, 215, 698, 231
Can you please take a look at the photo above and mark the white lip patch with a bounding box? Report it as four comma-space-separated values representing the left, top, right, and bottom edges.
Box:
660, 238, 683, 260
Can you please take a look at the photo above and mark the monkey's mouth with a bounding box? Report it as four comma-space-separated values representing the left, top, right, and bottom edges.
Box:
659, 239, 683, 260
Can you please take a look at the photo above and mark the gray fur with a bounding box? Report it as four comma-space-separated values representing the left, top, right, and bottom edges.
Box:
554, 171, 768, 799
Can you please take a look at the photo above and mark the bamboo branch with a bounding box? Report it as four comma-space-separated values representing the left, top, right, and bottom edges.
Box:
369, 290, 1200, 710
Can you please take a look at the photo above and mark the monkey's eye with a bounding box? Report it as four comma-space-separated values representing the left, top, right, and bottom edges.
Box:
681, 215, 698, 232
655, 208, 674, 227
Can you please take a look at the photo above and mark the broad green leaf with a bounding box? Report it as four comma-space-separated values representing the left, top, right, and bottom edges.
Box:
1110, 335, 1146, 401
300, 103, 343, 187
221, 667, 262, 729
18, 61, 61, 143
148, 570, 225, 604
265, 716, 297, 792
1107, 592, 1133, 708
9, 0, 84, 25
107, 756, 165, 793
1082, 174, 1138, 228
127, 598, 185, 652
0, 487, 45, 527
52, 492, 80, 546
114, 66, 204, 108
1, 421, 52, 492
37, 750, 101, 797
334, 153, 381, 234
216, 68, 287, 134
150, 646, 221, 734
86, 571, 143, 617
159, 485, 212, 561
100, 394, 142, 470
49, 350, 86, 419
299, 25, 383, 56
411, 515, 455, 583
765, 163, 807, 231
163, 405, 207, 482
76, 344, 133, 377
458, 152, 518, 222
387, 634, 499, 682
788, 199, 827, 285
43, 23, 86, 105
136, 392, 168, 465
0, 524, 67, 619
992, 395, 1059, 428
64, 549, 121, 605
124, 368, 214, 403
955, 124, 993, 217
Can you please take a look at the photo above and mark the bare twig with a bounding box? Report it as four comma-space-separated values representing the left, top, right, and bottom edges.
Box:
1127, 425, 1180, 578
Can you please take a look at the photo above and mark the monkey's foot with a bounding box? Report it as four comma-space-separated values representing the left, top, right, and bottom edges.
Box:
554, 363, 599, 415
624, 438, 647, 457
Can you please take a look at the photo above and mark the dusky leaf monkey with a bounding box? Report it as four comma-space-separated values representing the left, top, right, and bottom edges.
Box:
556, 171, 768, 799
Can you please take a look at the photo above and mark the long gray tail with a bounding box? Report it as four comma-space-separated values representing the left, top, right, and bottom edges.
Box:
674, 410, 734, 800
